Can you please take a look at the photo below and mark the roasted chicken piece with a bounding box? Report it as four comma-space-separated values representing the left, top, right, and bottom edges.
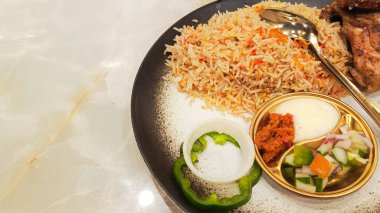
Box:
343, 11, 380, 92
321, 3, 380, 92
336, 0, 380, 10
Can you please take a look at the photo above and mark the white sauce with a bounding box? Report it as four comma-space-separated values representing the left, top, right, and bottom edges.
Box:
275, 97, 340, 142
195, 136, 242, 179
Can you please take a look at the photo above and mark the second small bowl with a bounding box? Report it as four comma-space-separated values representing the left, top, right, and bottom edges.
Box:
183, 118, 255, 183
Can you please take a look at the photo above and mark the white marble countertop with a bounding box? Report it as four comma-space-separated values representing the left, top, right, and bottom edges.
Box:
0, 0, 213, 212
2, 0, 380, 212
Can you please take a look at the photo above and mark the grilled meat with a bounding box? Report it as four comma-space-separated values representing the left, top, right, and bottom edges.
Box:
321, 3, 380, 92
336, 0, 380, 10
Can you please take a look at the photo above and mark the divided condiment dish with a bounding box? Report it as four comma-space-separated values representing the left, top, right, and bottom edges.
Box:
250, 92, 378, 197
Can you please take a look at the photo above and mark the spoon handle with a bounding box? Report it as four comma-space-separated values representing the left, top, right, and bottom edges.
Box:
309, 45, 380, 128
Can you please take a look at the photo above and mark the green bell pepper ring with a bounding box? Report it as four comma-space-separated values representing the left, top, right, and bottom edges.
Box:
173, 157, 262, 211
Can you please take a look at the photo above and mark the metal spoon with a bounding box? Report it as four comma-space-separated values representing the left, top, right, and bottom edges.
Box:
260, 9, 380, 128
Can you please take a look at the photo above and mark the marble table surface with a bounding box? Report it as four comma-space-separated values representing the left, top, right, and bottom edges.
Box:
2, 0, 380, 212
0, 0, 214, 212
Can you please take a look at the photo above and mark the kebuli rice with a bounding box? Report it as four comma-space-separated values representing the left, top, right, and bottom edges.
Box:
164, 1, 351, 120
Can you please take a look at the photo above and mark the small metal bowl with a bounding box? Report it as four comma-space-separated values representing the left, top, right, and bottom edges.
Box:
250, 92, 378, 198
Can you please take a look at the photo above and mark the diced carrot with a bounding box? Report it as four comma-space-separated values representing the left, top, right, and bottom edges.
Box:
228, 73, 234, 80
254, 5, 265, 13
318, 41, 326, 48
199, 58, 205, 62
269, 28, 288, 43
317, 75, 326, 87
179, 78, 187, 88
255, 74, 260, 80
252, 27, 264, 35
250, 49, 256, 55
293, 55, 303, 68
244, 37, 254, 47
294, 38, 309, 49
299, 52, 309, 60
254, 59, 263, 64
309, 154, 331, 179
239, 24, 247, 32
249, 59, 263, 70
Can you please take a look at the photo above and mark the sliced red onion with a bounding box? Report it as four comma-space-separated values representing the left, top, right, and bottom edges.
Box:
335, 134, 349, 141
339, 125, 348, 134
335, 140, 352, 150
359, 133, 373, 148
325, 132, 336, 140
332, 166, 342, 174
324, 138, 338, 144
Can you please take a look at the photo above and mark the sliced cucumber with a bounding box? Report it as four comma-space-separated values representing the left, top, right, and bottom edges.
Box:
284, 153, 296, 166
294, 145, 314, 166
333, 147, 347, 164
295, 172, 313, 184
337, 165, 351, 176
295, 180, 316, 193
347, 152, 369, 166
351, 149, 367, 158
317, 142, 333, 155
295, 172, 311, 178
350, 133, 369, 153
357, 132, 373, 149
315, 177, 328, 192
349, 140, 368, 154
302, 165, 316, 176
328, 162, 340, 176
347, 130, 357, 137
350, 132, 363, 144
335, 140, 352, 150
324, 154, 337, 163
297, 176, 313, 184
282, 167, 295, 180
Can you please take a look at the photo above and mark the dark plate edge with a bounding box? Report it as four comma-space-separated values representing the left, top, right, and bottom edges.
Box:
131, 1, 225, 212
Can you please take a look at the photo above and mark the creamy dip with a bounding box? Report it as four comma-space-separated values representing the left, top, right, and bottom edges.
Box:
275, 97, 340, 142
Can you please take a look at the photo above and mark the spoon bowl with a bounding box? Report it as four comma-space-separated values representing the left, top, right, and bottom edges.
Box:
260, 9, 317, 41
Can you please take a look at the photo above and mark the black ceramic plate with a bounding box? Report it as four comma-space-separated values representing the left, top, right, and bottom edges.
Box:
132, 0, 333, 212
